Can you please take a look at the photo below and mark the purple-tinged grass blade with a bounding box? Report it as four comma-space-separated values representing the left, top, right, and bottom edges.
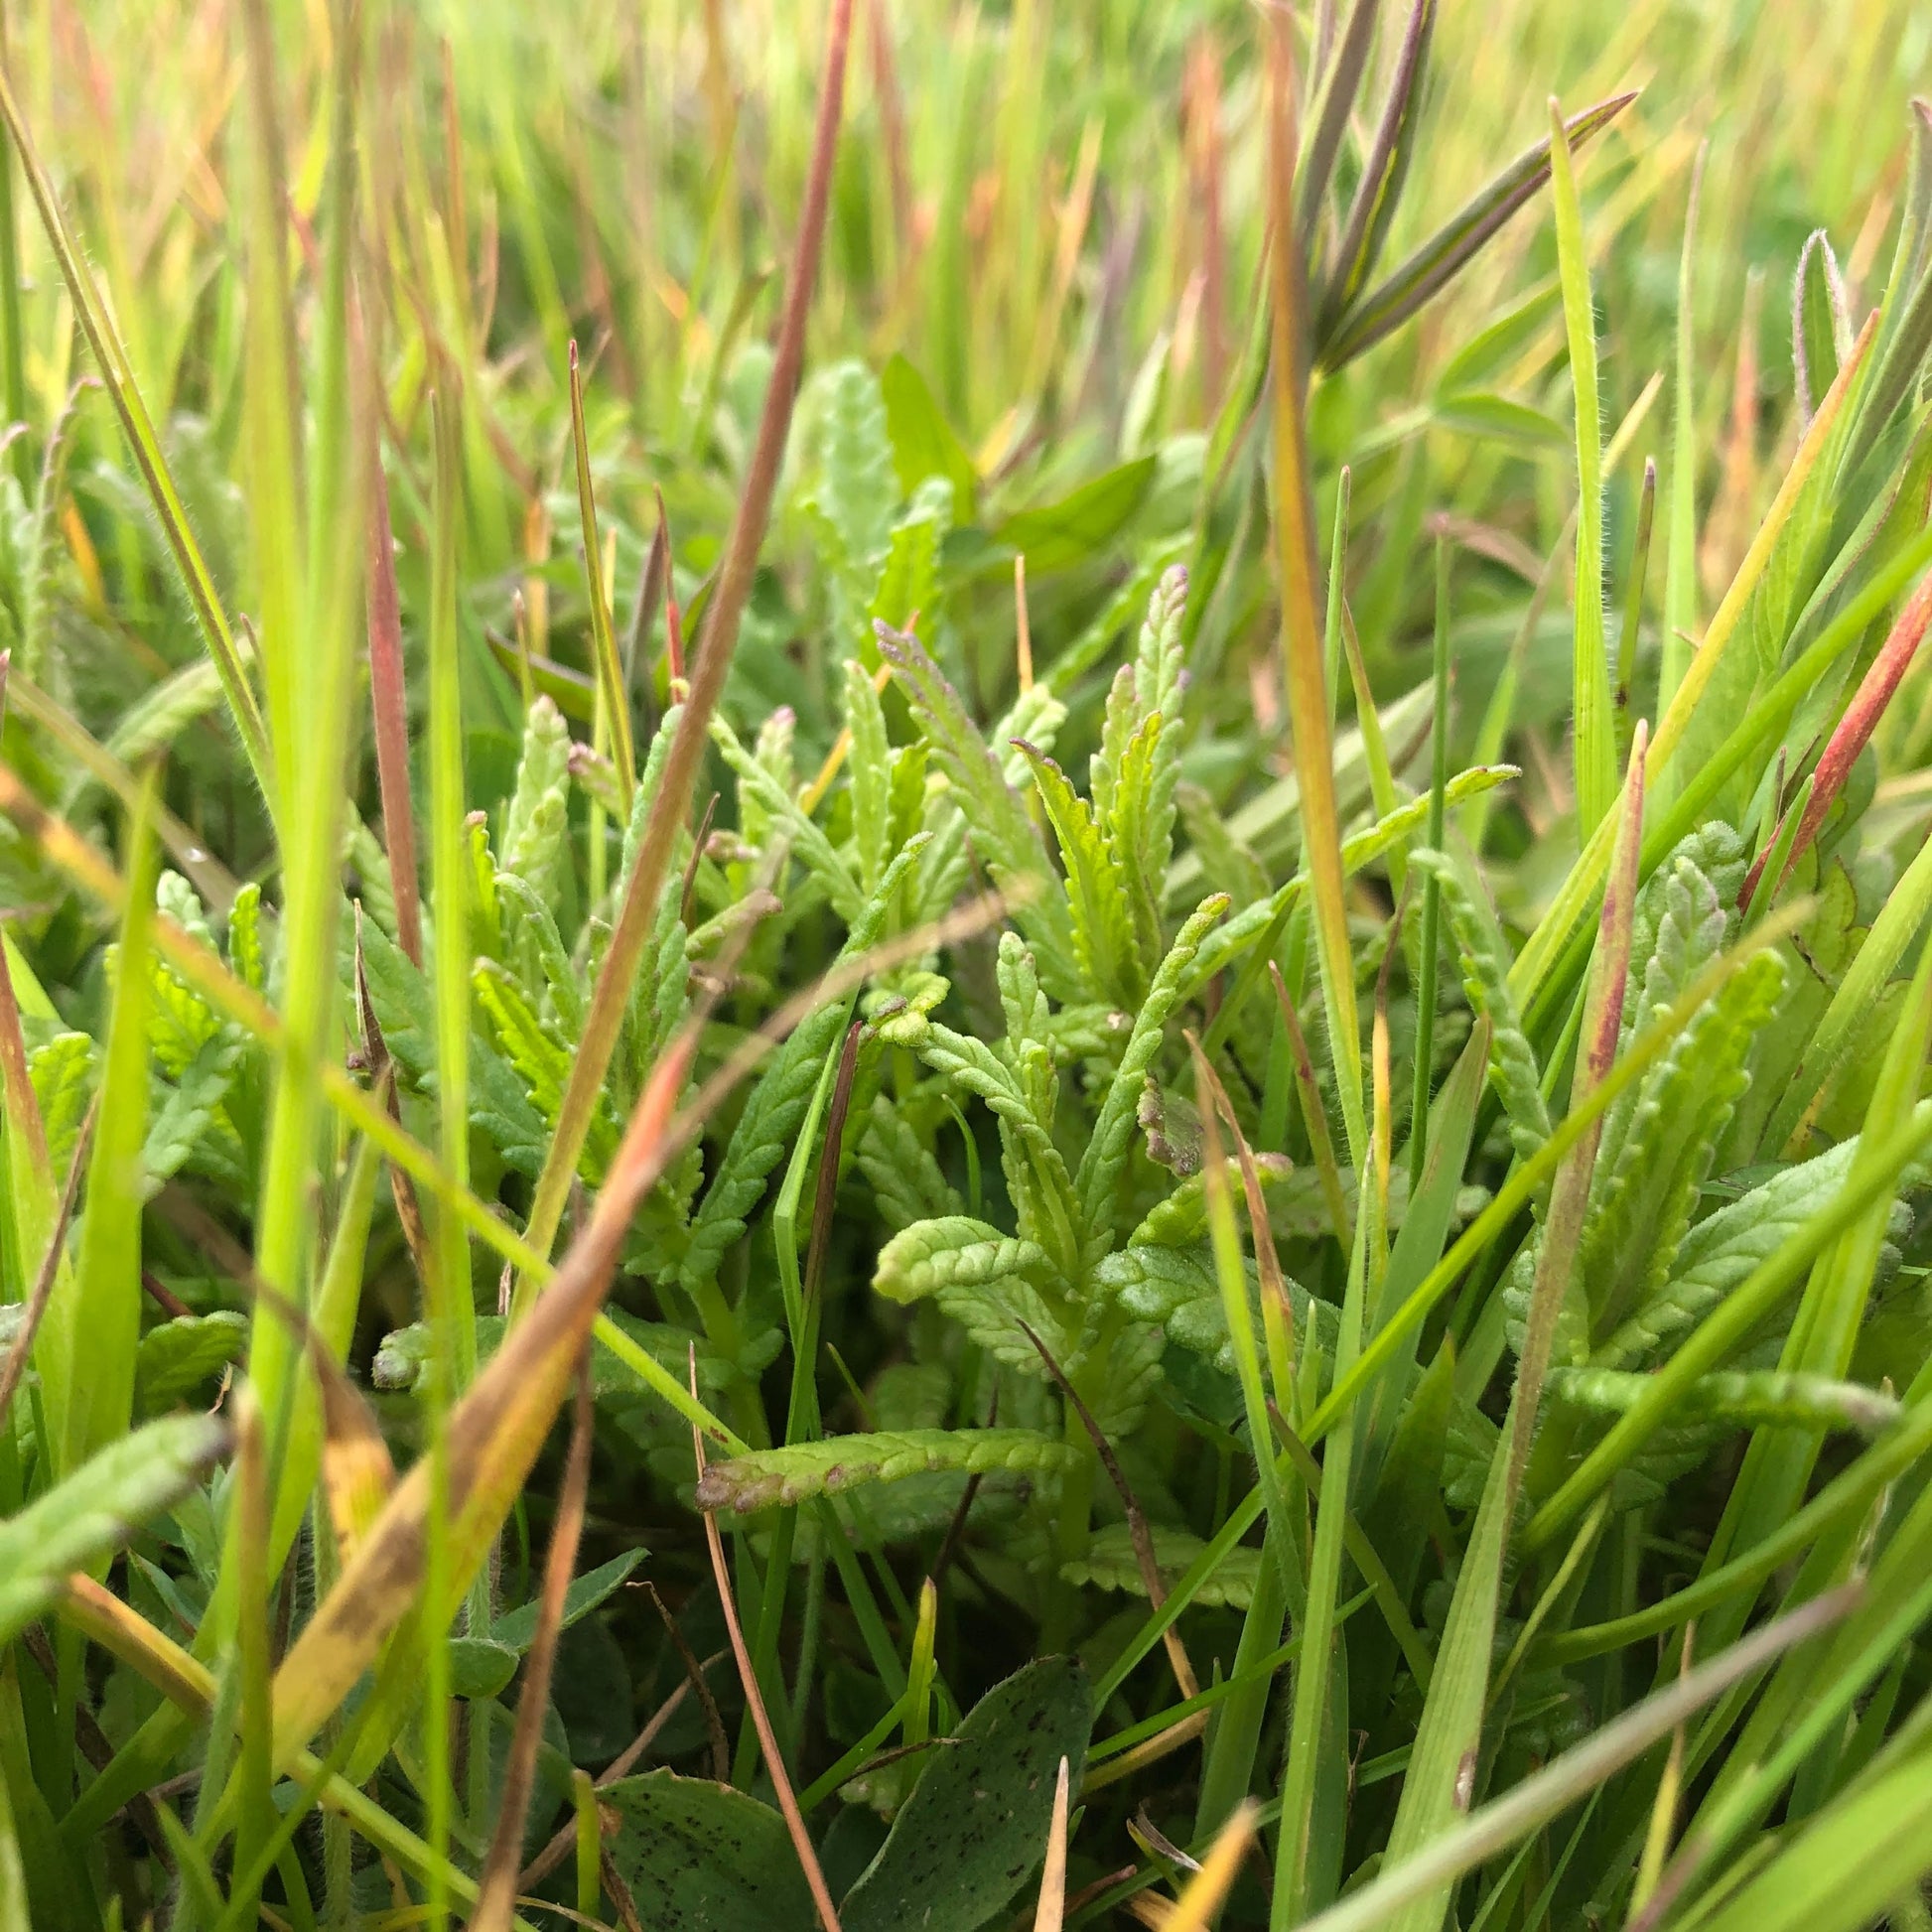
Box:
1319, 92, 1637, 371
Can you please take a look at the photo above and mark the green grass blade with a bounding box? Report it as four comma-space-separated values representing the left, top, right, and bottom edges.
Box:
1319, 93, 1635, 370
1657, 146, 1705, 759
38, 772, 157, 1482
1291, 1587, 1862, 1932
1409, 536, 1451, 1190
1511, 312, 1875, 1005
568, 340, 635, 810
1551, 96, 1613, 841
1682, 1736, 1932, 1932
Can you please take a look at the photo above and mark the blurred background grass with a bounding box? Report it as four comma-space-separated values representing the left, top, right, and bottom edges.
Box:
3, 0, 1926, 962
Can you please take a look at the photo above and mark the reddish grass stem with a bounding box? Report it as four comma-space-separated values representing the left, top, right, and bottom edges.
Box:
509, 0, 856, 1315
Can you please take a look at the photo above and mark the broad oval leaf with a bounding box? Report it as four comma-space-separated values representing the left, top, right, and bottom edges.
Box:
603, 1768, 813, 1930
839, 1655, 1093, 1932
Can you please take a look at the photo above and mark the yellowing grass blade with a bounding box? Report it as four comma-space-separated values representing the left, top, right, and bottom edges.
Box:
1160, 1803, 1257, 1932
268, 1035, 697, 1771
1265, 6, 1363, 1166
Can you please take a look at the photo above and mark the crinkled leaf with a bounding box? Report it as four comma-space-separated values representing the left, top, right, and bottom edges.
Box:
134, 1311, 248, 1416
1061, 1521, 1261, 1609
693, 1430, 1075, 1513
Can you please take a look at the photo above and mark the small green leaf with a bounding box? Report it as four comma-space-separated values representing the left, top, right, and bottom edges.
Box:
873, 1215, 1051, 1305
996, 456, 1158, 574
446, 1636, 520, 1702
814, 358, 897, 584
491, 1549, 645, 1652
843, 657, 893, 893
1793, 229, 1853, 422
28, 1033, 95, 1183
1433, 391, 1570, 450
1062, 1523, 1261, 1609
882, 351, 977, 515
1020, 741, 1141, 1008
1548, 1366, 1897, 1435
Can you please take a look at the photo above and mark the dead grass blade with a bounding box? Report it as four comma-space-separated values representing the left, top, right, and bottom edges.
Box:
1032, 1756, 1072, 1932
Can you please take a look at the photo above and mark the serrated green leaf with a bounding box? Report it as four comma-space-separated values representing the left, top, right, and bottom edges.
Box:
877, 621, 1078, 992
28, 1033, 94, 1183
1412, 850, 1550, 1161
0, 1413, 229, 1644
473, 958, 620, 1174
1591, 1132, 1888, 1370
494, 872, 584, 1041
1020, 741, 1141, 1009
1577, 948, 1786, 1345
693, 1429, 1076, 1512
374, 1309, 739, 1401
816, 357, 897, 582
1075, 895, 1229, 1247
1062, 1521, 1262, 1609
713, 713, 865, 920
225, 881, 266, 993
134, 1311, 249, 1416
1548, 1365, 1897, 1435
680, 838, 926, 1290
844, 656, 893, 893
501, 692, 571, 898
915, 1020, 1083, 1282
143, 1031, 244, 1191
873, 1214, 1052, 1305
